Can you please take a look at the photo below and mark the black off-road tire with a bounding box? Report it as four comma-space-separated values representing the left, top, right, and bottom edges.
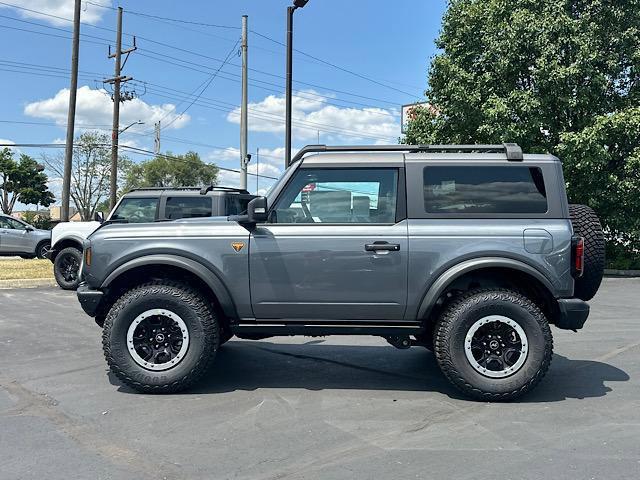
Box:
53, 247, 82, 290
103, 281, 219, 393
36, 241, 51, 259
569, 204, 605, 301
434, 289, 553, 401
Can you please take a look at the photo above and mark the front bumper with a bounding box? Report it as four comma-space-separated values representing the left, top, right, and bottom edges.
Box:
556, 298, 590, 330
77, 282, 103, 317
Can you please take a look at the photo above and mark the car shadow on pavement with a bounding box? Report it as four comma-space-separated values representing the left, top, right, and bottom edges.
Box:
111, 340, 630, 402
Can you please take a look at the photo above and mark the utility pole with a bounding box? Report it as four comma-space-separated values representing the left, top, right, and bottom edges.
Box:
154, 121, 161, 155
239, 15, 249, 190
104, 6, 136, 210
256, 147, 259, 193
61, 0, 81, 222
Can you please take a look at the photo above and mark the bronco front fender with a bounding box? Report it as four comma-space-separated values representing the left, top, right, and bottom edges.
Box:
100, 254, 239, 320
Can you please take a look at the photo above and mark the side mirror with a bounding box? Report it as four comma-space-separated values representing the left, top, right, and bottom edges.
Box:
25, 226, 34, 232
229, 196, 268, 225
247, 196, 268, 223
94, 211, 105, 223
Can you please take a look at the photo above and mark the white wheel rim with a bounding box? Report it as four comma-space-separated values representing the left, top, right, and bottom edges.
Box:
126, 309, 190, 371
464, 315, 529, 379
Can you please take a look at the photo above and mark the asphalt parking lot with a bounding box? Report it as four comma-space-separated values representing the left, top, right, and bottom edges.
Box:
1, 278, 639, 480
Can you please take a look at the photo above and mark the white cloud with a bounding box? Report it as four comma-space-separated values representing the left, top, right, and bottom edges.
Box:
24, 86, 190, 133
227, 90, 400, 142
0, 0, 109, 26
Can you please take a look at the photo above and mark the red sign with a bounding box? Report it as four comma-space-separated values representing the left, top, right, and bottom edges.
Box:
302, 183, 316, 192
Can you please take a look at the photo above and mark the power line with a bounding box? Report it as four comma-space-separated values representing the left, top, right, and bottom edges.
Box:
0, 7, 410, 108
0, 142, 280, 181
81, 0, 422, 96
0, 60, 397, 142
250, 29, 424, 96
158, 38, 241, 132
84, 1, 239, 30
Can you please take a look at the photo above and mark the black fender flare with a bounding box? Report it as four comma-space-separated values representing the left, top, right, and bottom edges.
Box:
100, 254, 238, 320
52, 235, 84, 251
416, 257, 557, 320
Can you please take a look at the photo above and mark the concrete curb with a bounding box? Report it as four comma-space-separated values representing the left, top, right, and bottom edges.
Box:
0, 278, 57, 289
604, 269, 640, 278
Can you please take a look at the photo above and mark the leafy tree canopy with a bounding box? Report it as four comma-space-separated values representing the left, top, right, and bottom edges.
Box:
123, 151, 219, 191
404, 0, 640, 266
0, 148, 55, 214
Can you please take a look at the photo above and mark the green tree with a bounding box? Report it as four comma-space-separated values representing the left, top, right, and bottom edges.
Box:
0, 148, 55, 214
43, 131, 129, 221
404, 0, 640, 265
123, 151, 218, 191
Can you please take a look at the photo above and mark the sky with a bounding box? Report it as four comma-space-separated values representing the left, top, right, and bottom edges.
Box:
0, 0, 447, 202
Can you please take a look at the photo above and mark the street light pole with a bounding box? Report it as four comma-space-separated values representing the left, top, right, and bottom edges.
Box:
284, 0, 309, 168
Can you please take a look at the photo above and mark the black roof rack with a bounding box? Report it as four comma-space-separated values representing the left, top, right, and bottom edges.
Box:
128, 186, 250, 195
291, 143, 523, 163
128, 186, 200, 192
199, 185, 250, 195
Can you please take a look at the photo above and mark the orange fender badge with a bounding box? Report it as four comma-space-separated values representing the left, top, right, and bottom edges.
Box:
231, 242, 245, 252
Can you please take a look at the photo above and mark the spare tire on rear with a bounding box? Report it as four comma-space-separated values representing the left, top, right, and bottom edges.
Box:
569, 204, 605, 301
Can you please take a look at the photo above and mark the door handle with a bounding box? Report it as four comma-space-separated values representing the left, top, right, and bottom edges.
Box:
365, 241, 400, 252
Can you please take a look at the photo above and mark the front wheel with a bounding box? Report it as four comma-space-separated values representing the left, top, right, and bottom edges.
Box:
36, 242, 51, 259
53, 247, 82, 290
102, 281, 219, 393
434, 289, 553, 401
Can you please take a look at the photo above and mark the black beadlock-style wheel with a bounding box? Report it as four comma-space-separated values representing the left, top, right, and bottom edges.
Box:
102, 281, 219, 393
569, 204, 605, 301
53, 247, 83, 290
434, 289, 553, 401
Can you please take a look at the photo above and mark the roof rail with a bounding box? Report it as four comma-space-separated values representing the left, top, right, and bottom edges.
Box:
199, 185, 250, 195
128, 186, 251, 194
290, 143, 523, 163
128, 186, 200, 192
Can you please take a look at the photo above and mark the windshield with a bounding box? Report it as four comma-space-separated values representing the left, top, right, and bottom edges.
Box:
109, 197, 158, 223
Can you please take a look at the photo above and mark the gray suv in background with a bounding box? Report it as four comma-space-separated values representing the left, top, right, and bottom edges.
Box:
76, 144, 605, 401
0, 213, 51, 259
49, 186, 255, 290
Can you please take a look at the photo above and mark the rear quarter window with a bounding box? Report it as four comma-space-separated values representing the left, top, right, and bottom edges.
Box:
423, 166, 547, 214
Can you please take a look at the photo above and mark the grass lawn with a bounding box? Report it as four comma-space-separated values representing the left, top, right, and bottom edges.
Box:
0, 258, 54, 281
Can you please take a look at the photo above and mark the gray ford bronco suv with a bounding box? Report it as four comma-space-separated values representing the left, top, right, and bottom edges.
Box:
77, 144, 605, 401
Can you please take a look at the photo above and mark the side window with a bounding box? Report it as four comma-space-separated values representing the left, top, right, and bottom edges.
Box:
165, 196, 212, 219
1, 217, 26, 229
110, 197, 158, 223
423, 166, 547, 214
272, 168, 398, 224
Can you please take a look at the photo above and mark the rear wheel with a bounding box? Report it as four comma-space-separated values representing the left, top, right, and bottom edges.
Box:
53, 247, 82, 290
434, 289, 553, 401
569, 204, 605, 301
102, 281, 219, 393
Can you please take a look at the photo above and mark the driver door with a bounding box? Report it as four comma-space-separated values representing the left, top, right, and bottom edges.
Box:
249, 167, 408, 321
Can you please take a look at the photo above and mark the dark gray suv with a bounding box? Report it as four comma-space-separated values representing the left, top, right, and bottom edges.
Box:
76, 144, 605, 401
